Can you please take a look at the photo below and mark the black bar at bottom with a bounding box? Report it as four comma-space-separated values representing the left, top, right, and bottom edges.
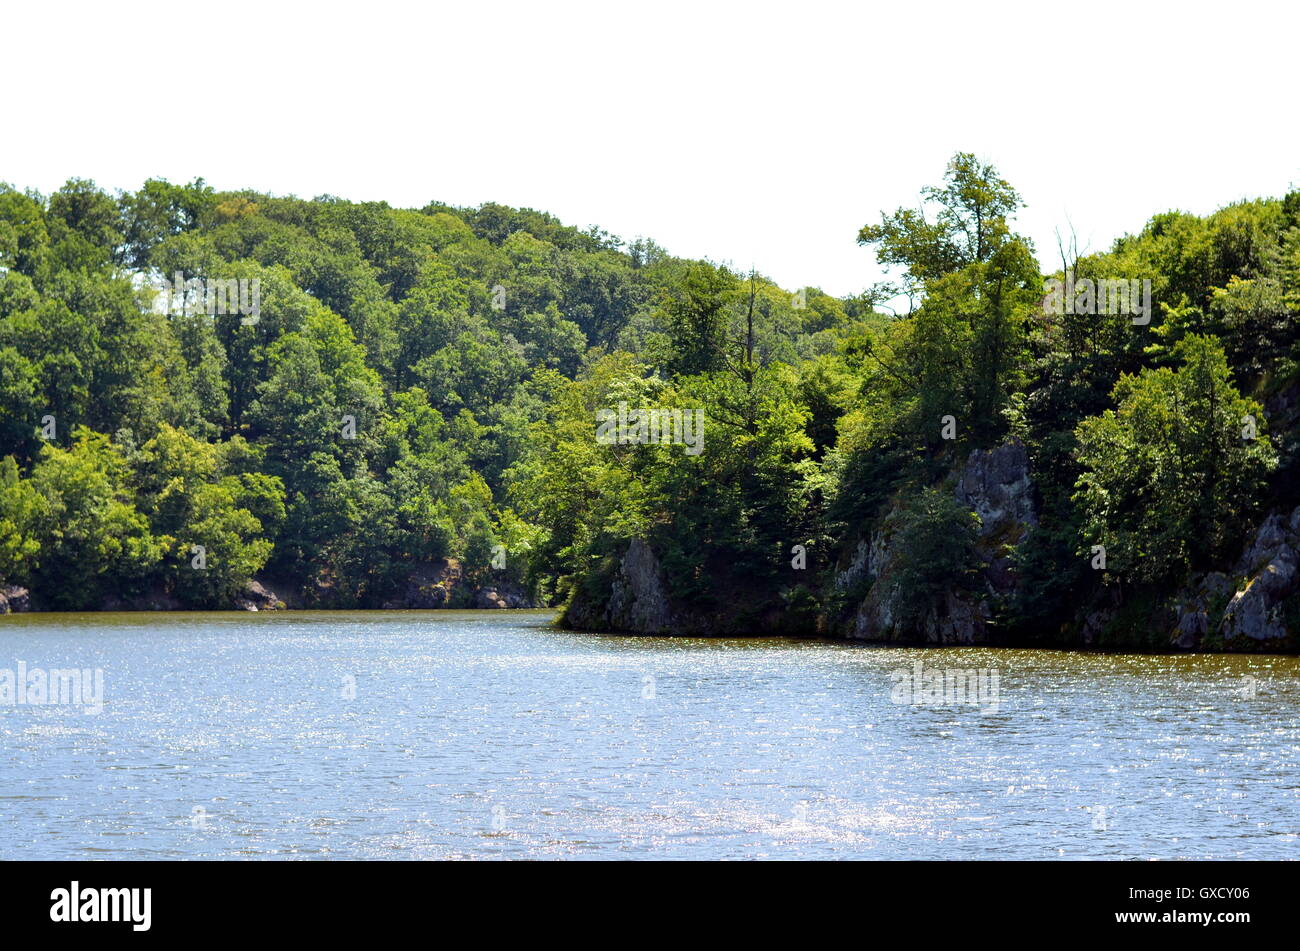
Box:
0, 860, 1285, 938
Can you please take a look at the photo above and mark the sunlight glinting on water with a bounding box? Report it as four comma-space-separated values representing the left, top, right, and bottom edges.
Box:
1, 609, 1297, 859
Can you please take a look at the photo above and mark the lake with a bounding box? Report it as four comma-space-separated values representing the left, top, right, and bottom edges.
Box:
1, 609, 1297, 859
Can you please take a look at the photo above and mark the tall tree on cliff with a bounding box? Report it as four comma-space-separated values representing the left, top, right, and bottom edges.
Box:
857, 152, 1040, 449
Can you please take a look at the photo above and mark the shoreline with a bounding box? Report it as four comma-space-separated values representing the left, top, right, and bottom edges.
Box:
4, 606, 1298, 657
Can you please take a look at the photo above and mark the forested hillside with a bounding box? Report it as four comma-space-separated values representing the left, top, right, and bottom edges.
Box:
2, 156, 1299, 649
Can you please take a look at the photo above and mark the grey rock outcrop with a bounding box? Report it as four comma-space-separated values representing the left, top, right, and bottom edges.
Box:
956, 440, 1037, 540
1221, 555, 1296, 642
605, 538, 675, 633
233, 579, 285, 612
0, 584, 30, 613
1219, 508, 1300, 644
842, 439, 1036, 644
396, 559, 463, 608
848, 578, 991, 644
562, 538, 680, 633
382, 559, 535, 610
1170, 572, 1233, 649
1172, 506, 1300, 648
472, 582, 532, 609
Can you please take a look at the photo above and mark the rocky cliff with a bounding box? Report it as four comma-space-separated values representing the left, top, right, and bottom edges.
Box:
565, 538, 677, 633
506, 432, 1300, 651
840, 440, 1037, 644
1170, 506, 1300, 650
562, 537, 811, 635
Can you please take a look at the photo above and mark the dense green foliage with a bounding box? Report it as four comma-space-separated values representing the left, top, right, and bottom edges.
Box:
2, 156, 1298, 639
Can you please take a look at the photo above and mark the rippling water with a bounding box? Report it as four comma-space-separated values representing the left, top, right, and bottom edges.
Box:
1, 609, 1298, 859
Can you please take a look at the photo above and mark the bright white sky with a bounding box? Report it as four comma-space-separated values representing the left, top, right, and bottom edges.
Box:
4, 1, 1297, 297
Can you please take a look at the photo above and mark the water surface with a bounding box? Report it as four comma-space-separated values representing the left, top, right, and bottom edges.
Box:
1, 610, 1297, 859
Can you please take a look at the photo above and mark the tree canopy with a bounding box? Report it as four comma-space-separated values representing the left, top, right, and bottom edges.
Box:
1, 158, 1297, 643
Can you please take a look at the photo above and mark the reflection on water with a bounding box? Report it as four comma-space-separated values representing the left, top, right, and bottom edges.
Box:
1, 609, 1298, 859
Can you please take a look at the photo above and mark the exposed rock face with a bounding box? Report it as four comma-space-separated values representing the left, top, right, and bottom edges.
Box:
0, 584, 30, 613
1171, 573, 1232, 649
1219, 508, 1300, 645
381, 559, 536, 610
472, 582, 533, 609
392, 559, 463, 608
564, 537, 812, 635
848, 577, 991, 644
959, 439, 1036, 602
842, 439, 1036, 644
1221, 556, 1296, 642
1171, 506, 1300, 649
606, 538, 673, 632
233, 580, 285, 612
930, 590, 993, 643
831, 537, 871, 595
843, 525, 897, 640
956, 440, 1037, 540
570, 538, 677, 633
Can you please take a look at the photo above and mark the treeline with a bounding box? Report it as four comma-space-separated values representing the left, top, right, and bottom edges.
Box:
0, 175, 849, 609
2, 158, 1298, 645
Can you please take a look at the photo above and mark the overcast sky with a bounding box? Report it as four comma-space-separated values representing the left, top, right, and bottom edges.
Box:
5, 1, 1297, 296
